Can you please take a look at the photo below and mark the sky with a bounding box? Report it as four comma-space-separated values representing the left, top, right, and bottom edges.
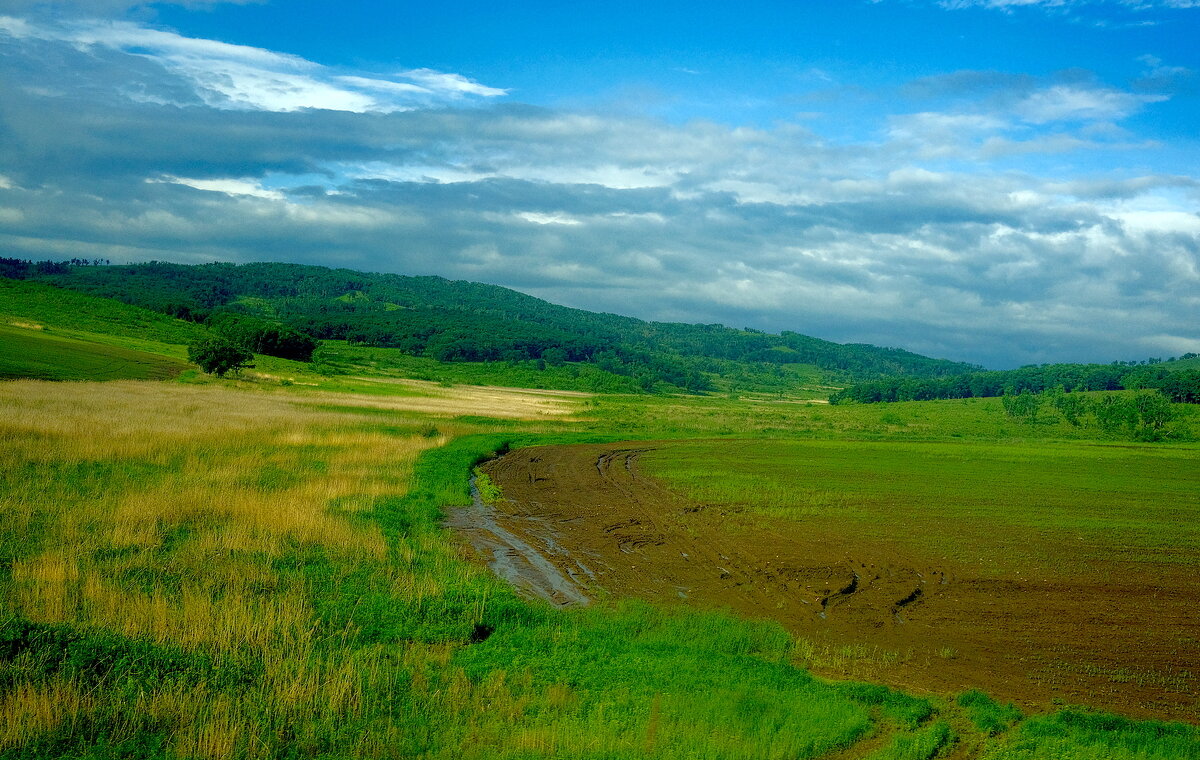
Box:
1, 0, 1198, 368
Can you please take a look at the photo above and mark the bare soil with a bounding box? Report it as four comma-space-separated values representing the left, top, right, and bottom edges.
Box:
473, 443, 1200, 723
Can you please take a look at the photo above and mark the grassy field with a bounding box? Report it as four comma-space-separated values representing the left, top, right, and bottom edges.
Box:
584, 390, 1200, 442
3, 281, 1200, 757
634, 438, 1200, 718
0, 280, 205, 349
0, 280, 204, 381
3, 376, 1199, 758
639, 438, 1200, 578
0, 325, 189, 381
0, 379, 945, 759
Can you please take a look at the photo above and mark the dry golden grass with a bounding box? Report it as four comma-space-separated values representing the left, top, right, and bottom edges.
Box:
0, 378, 458, 756
319, 379, 586, 419
0, 678, 93, 750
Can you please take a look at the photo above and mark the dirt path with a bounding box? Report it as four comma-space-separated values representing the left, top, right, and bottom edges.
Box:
465, 442, 1200, 723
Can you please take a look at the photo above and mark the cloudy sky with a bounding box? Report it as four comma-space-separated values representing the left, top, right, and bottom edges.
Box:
1, 0, 1197, 367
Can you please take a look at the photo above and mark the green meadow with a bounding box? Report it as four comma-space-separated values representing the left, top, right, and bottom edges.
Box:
2, 287, 1199, 759
0, 325, 188, 382
638, 438, 1200, 577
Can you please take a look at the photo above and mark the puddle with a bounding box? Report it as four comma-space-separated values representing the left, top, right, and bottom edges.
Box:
445, 478, 591, 607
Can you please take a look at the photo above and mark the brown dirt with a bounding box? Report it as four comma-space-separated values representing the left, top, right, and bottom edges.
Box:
477, 442, 1200, 723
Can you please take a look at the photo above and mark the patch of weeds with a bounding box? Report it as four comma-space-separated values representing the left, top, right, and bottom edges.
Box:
453, 414, 522, 427
870, 720, 954, 760
997, 709, 1200, 759
957, 689, 1022, 736
473, 469, 502, 503
835, 681, 934, 729
3, 713, 178, 760
419, 423, 440, 438
0, 618, 256, 690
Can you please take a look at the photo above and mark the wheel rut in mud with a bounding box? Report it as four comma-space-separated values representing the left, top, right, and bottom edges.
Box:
445, 478, 593, 608
451, 442, 1200, 723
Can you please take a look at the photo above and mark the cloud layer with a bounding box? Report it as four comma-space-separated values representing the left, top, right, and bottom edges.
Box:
1, 15, 1197, 367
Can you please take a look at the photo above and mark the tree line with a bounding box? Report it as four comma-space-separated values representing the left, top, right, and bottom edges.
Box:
999, 387, 1185, 441
829, 363, 1200, 405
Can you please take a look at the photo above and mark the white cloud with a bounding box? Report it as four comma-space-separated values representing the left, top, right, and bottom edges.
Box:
1014, 85, 1165, 123
398, 69, 508, 99
0, 16, 505, 112
940, 0, 1068, 8
150, 175, 284, 199
1111, 209, 1200, 234
513, 211, 583, 226
939, 0, 1199, 9
335, 75, 431, 96
0, 0, 260, 13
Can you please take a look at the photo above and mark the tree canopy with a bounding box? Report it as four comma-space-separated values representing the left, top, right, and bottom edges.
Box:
187, 337, 253, 377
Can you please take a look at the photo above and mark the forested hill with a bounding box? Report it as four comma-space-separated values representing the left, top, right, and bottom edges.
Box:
4, 259, 979, 390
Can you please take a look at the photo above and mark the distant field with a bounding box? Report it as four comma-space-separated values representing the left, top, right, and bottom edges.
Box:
0, 324, 189, 381
0, 279, 204, 347
637, 438, 1200, 720
0, 278, 203, 382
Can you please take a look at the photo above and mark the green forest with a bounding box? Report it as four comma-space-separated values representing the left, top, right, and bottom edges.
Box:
1, 259, 979, 394
830, 360, 1200, 405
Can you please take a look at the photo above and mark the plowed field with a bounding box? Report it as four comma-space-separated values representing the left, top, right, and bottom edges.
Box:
476, 441, 1200, 723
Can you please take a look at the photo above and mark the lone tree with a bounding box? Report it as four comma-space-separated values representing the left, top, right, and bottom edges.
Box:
188, 337, 254, 377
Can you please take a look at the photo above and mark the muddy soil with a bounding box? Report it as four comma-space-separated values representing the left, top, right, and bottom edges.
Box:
466, 443, 1200, 723
445, 478, 592, 607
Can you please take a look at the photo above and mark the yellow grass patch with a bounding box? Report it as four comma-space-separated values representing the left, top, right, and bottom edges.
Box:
0, 378, 457, 755
323, 378, 586, 419
0, 679, 93, 750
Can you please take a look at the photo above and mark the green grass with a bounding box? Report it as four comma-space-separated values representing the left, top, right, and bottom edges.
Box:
0, 279, 205, 347
0, 279, 208, 381
639, 438, 1200, 577
868, 720, 954, 760
0, 324, 189, 381
959, 691, 1023, 736
582, 392, 1200, 443
981, 711, 1200, 760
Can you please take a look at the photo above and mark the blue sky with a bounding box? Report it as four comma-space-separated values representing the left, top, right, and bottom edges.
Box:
1, 0, 1198, 367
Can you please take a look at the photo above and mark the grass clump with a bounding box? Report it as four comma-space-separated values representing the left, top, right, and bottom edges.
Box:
958, 689, 1023, 736
982, 710, 1200, 760
869, 720, 954, 760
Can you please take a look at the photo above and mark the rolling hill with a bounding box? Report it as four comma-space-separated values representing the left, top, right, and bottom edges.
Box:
5, 259, 980, 392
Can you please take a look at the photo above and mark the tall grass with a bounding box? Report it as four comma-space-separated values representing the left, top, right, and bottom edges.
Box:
0, 380, 445, 757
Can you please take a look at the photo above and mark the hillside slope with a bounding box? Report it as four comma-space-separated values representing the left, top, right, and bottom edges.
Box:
9, 260, 980, 391
0, 279, 200, 381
